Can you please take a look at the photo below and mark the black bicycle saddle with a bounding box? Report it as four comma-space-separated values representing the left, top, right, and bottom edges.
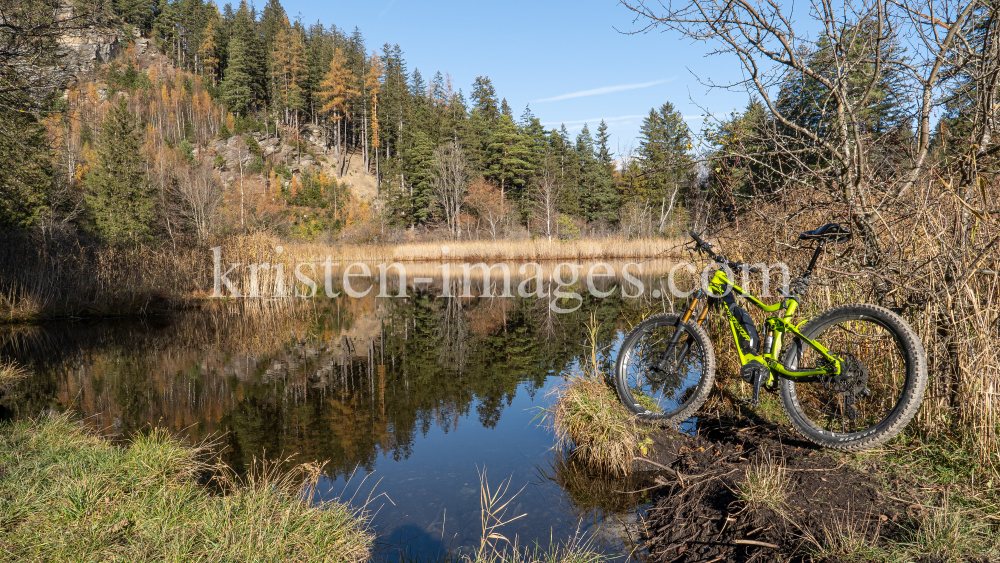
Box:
799, 223, 852, 243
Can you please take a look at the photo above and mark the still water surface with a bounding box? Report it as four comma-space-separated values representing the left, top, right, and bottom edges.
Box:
1, 266, 683, 559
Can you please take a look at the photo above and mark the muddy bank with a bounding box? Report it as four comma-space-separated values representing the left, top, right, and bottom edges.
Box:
624, 416, 993, 563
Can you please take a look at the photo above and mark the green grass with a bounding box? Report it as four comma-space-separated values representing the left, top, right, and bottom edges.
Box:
549, 374, 652, 477
0, 414, 372, 563
804, 433, 1000, 563
733, 448, 788, 513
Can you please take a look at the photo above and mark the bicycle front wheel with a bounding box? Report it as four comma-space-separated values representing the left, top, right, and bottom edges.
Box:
613, 313, 716, 426
780, 304, 927, 451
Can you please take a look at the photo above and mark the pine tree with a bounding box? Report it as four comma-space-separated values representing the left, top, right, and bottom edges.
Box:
115, 0, 157, 28
85, 99, 155, 244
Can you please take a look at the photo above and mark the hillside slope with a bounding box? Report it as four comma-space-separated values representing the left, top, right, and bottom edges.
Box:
55, 32, 375, 242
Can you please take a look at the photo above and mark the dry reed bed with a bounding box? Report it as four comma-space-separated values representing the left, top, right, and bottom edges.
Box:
283, 236, 684, 263
0, 234, 203, 321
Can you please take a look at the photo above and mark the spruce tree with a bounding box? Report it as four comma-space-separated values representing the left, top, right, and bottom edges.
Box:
0, 100, 51, 231
259, 0, 287, 60
485, 114, 534, 199
578, 123, 618, 223
222, 1, 265, 111
638, 102, 692, 233
553, 124, 581, 217
85, 99, 155, 244
403, 131, 437, 224
220, 3, 254, 114
596, 120, 614, 170
468, 76, 499, 170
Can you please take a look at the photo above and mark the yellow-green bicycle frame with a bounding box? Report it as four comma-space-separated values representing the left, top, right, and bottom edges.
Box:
678, 268, 843, 385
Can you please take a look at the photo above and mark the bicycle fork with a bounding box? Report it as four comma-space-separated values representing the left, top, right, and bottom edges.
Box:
655, 292, 709, 374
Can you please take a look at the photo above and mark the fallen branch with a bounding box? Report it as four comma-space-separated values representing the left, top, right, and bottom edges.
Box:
634, 456, 686, 487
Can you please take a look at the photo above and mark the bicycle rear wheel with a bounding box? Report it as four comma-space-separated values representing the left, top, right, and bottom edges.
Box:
780, 304, 927, 451
613, 313, 716, 426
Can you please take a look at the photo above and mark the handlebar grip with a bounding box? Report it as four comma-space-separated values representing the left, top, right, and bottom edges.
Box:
689, 231, 706, 246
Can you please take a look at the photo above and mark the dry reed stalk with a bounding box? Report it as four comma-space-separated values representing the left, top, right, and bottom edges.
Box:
281, 236, 684, 263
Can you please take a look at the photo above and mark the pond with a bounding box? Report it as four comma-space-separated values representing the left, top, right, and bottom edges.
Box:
0, 261, 685, 560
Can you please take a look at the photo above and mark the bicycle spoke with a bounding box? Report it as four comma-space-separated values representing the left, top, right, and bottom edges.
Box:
621, 321, 707, 416
790, 318, 907, 435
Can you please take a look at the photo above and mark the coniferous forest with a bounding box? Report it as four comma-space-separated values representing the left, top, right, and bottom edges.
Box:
3, 0, 695, 243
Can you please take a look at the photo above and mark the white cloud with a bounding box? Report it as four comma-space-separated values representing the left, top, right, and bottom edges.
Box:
533, 79, 672, 103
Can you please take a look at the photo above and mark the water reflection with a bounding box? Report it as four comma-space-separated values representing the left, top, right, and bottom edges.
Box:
1, 266, 681, 558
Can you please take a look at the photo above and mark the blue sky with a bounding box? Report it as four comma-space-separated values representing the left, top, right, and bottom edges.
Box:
278, 0, 753, 157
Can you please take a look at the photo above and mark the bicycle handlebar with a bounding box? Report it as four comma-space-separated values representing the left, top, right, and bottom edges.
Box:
688, 231, 761, 274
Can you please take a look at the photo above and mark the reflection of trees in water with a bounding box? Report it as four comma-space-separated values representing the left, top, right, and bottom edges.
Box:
0, 293, 632, 478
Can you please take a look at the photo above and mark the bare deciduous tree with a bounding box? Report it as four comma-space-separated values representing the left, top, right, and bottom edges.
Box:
173, 163, 223, 243
623, 0, 979, 255
431, 141, 471, 239
531, 154, 562, 242
464, 177, 507, 241
623, 0, 1000, 461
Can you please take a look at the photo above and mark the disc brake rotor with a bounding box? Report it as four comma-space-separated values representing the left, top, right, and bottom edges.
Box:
820, 351, 870, 420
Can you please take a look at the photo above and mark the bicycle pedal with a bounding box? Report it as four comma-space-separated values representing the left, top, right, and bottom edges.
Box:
739, 396, 761, 408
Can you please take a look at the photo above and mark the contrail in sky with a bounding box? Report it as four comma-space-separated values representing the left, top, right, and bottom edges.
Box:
533, 79, 672, 103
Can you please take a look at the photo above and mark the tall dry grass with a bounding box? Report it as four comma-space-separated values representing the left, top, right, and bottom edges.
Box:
1, 228, 682, 321
0, 232, 203, 321
705, 195, 1000, 469
0, 358, 28, 392
282, 236, 683, 263
548, 313, 651, 477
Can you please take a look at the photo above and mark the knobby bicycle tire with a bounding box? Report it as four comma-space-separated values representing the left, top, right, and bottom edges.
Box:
613, 313, 716, 426
779, 304, 927, 451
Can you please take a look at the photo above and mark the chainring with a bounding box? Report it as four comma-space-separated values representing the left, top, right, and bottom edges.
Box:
820, 351, 870, 420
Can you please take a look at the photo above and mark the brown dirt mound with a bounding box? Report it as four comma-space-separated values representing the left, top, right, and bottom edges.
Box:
629, 416, 916, 563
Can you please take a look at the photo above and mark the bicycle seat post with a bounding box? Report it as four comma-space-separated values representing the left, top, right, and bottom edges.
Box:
803, 239, 826, 278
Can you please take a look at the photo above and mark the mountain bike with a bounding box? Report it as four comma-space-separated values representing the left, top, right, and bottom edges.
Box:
613, 225, 927, 451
